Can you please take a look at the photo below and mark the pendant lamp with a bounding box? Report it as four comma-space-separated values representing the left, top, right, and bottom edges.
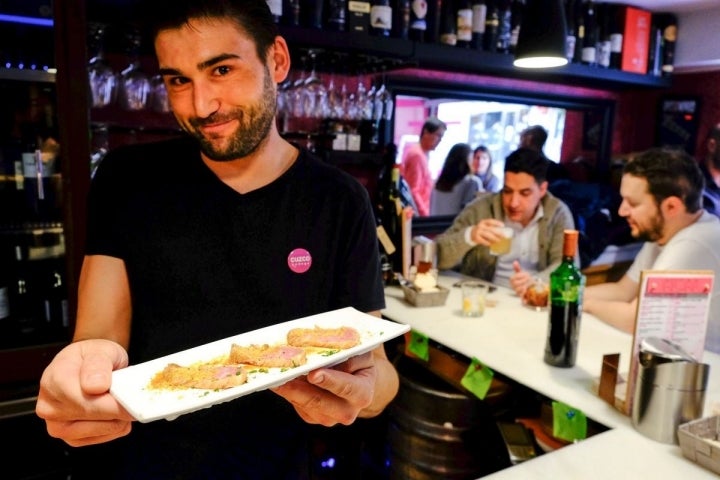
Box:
513, 0, 569, 69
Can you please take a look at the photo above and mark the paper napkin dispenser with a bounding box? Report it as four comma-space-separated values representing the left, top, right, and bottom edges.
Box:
631, 337, 710, 444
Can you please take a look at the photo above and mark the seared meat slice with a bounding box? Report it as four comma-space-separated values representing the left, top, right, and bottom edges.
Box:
287, 326, 361, 350
229, 343, 307, 368
149, 363, 247, 390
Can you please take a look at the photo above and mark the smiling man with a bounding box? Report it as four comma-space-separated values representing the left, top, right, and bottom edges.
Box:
35, 1, 399, 479
583, 148, 720, 353
435, 147, 575, 296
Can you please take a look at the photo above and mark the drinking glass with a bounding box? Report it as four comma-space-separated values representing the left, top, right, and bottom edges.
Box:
87, 22, 118, 108
117, 28, 150, 111
461, 281, 488, 317
489, 226, 514, 256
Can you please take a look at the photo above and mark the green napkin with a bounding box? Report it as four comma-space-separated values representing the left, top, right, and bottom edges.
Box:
552, 401, 587, 442
405, 330, 429, 361
461, 357, 494, 400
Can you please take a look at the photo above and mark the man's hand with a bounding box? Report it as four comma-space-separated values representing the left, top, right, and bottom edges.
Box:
36, 339, 135, 447
510, 260, 532, 297
271, 351, 377, 426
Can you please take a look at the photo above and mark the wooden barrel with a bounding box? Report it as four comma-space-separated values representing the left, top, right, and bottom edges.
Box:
388, 357, 511, 480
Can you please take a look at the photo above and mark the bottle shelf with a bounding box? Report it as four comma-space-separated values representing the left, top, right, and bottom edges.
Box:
280, 25, 671, 90
0, 68, 55, 84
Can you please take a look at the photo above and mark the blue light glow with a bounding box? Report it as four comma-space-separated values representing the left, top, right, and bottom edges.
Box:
0, 13, 54, 27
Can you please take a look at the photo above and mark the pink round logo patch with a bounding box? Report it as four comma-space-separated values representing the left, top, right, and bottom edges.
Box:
287, 248, 312, 274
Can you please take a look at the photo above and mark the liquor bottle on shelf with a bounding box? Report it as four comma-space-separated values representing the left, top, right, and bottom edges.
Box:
483, 0, 500, 52
580, 0, 597, 66
282, 0, 301, 26
42, 256, 69, 335
426, 0, 443, 43
370, 0, 393, 37
347, 1, 371, 33
544, 230, 585, 368
0, 257, 9, 326
647, 16, 663, 77
303, 0, 324, 29
438, 0, 457, 46
456, 0, 474, 48
596, 2, 611, 68
266, 0, 282, 23
573, 0, 584, 63
393, 0, 411, 39
326, 0, 347, 31
656, 13, 678, 76
495, 0, 512, 54
376, 152, 403, 273
564, 0, 577, 63
7, 245, 39, 347
508, 0, 524, 54
409, 0, 429, 42
608, 4, 623, 69
471, 0, 487, 50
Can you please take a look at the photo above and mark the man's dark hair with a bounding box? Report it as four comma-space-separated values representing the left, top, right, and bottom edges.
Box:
521, 125, 548, 150
623, 147, 705, 213
420, 116, 447, 136
504, 147, 548, 184
143, 0, 278, 62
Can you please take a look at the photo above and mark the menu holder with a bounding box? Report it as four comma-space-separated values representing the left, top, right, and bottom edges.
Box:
598, 270, 713, 414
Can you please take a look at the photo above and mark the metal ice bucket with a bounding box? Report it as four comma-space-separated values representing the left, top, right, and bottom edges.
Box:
631, 337, 710, 444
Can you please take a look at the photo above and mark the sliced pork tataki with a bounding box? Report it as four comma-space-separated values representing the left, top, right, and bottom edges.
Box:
149, 363, 247, 390
229, 343, 308, 368
287, 326, 361, 350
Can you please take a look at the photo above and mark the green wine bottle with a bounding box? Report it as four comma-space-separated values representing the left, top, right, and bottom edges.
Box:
544, 229, 585, 367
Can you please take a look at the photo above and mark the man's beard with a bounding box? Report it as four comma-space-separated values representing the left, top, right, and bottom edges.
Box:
186, 68, 277, 161
632, 213, 665, 242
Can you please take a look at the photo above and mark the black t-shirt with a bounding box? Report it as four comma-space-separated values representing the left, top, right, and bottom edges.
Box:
75, 136, 385, 479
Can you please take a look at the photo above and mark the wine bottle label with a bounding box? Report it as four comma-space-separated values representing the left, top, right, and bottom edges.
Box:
266, 0, 282, 16
440, 33, 457, 45
370, 6, 392, 30
609, 33, 622, 53
0, 287, 9, 320
472, 5, 487, 34
597, 40, 611, 67
377, 225, 397, 255
332, 132, 348, 151
565, 35, 576, 60
410, 0, 428, 30
347, 133, 361, 151
14, 160, 25, 190
349, 1, 371, 13
457, 8, 473, 42
581, 46, 596, 64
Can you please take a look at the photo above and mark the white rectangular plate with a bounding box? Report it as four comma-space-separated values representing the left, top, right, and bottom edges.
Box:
110, 307, 409, 423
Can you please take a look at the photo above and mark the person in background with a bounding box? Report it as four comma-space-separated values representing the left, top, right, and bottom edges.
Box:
34, 2, 399, 478
400, 116, 447, 216
699, 124, 720, 217
471, 145, 501, 193
430, 143, 484, 216
435, 147, 575, 296
519, 124, 566, 183
583, 148, 720, 354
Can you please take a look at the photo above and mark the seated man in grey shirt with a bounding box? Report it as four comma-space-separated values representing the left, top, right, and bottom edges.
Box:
435, 148, 576, 296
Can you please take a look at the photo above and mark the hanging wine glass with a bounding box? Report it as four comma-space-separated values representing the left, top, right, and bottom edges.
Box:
117, 27, 150, 111
87, 22, 118, 108
301, 49, 324, 119
289, 55, 309, 120
148, 74, 170, 113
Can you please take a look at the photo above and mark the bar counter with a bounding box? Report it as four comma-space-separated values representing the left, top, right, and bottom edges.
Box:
382, 272, 720, 479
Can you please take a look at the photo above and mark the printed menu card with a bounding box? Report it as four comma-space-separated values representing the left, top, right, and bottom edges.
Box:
624, 270, 714, 413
